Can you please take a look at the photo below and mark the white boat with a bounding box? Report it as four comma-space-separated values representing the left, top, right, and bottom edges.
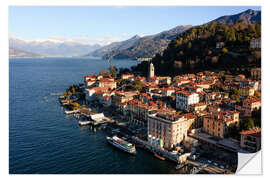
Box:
106, 136, 136, 155
65, 110, 79, 115
78, 121, 91, 126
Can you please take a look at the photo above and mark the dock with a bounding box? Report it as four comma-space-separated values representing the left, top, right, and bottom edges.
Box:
79, 108, 95, 117
73, 108, 116, 126
175, 162, 188, 170
186, 159, 228, 174
131, 136, 190, 164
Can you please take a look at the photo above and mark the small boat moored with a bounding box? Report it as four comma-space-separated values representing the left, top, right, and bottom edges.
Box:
78, 121, 91, 126
154, 153, 166, 161
65, 109, 79, 115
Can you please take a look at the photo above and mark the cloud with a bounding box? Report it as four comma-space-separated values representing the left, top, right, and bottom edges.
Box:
112, 6, 127, 9
137, 33, 147, 37
120, 33, 129, 37
9, 33, 131, 46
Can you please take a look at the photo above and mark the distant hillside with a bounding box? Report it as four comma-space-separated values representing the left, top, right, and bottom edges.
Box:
88, 9, 261, 61
9, 47, 43, 58
85, 35, 141, 58
9, 38, 101, 57
87, 25, 192, 60
132, 19, 261, 77
209, 9, 261, 25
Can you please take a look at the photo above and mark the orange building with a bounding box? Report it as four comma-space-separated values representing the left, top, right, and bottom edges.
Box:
240, 129, 261, 152
239, 86, 255, 97
203, 111, 240, 138
251, 68, 261, 80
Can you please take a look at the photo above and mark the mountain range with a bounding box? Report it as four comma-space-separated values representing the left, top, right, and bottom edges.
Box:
9, 9, 260, 59
9, 47, 43, 58
9, 38, 101, 57
86, 9, 261, 60
87, 25, 192, 60
209, 9, 261, 25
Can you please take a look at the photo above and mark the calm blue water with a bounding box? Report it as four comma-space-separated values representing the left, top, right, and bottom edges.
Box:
9, 58, 180, 174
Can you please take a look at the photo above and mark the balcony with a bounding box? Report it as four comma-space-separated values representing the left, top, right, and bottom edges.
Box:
245, 142, 256, 148
246, 145, 256, 151
245, 139, 256, 145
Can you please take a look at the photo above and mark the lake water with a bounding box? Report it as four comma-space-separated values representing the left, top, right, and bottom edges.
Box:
9, 57, 186, 174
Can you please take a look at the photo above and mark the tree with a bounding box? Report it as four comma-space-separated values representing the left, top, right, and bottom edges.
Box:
230, 88, 241, 102
248, 24, 256, 33
99, 70, 110, 77
252, 108, 261, 127
225, 124, 240, 139
255, 23, 261, 36
231, 88, 240, 96
109, 66, 117, 79
241, 118, 255, 130
132, 79, 144, 91
222, 48, 228, 54
187, 42, 192, 49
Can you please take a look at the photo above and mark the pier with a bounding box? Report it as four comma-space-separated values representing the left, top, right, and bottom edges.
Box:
131, 136, 190, 164
66, 107, 116, 126
186, 159, 228, 174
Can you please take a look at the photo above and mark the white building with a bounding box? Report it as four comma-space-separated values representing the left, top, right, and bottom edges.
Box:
216, 42, 225, 49
250, 38, 261, 49
148, 112, 188, 149
85, 88, 97, 102
176, 91, 199, 110
84, 87, 109, 103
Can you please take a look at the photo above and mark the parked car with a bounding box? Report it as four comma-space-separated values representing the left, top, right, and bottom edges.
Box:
207, 160, 212, 164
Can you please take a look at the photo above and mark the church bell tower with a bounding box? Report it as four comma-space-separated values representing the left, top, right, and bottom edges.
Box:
148, 61, 155, 80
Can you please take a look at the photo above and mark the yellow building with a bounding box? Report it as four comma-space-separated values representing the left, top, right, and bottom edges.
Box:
126, 99, 158, 127
184, 113, 198, 132
189, 102, 207, 112
203, 111, 240, 138
239, 86, 255, 97
112, 91, 138, 104
251, 68, 261, 80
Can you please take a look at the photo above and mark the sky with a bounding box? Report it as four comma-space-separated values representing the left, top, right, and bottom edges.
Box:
9, 6, 261, 46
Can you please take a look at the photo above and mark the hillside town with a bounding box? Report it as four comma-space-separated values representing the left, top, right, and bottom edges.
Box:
73, 59, 260, 172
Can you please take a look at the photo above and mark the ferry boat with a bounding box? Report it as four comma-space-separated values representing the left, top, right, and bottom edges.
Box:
106, 136, 136, 155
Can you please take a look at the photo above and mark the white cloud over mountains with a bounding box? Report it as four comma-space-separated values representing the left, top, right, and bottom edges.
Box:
9, 33, 131, 46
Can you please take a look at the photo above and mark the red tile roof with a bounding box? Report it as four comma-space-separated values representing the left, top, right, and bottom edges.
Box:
240, 129, 261, 137
176, 90, 196, 96
243, 98, 261, 104
184, 113, 197, 119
